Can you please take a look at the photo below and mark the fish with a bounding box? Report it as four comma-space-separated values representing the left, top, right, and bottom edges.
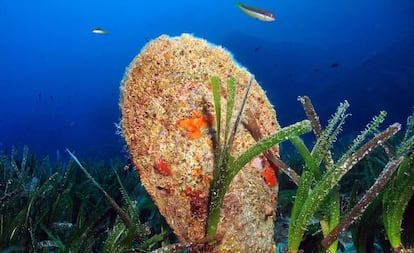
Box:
330, 63, 340, 68
236, 2, 275, 22
92, 27, 109, 35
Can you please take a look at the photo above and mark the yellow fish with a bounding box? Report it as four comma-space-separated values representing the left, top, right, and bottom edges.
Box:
236, 2, 275, 22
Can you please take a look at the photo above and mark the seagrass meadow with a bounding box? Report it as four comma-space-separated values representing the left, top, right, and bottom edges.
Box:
0, 146, 171, 252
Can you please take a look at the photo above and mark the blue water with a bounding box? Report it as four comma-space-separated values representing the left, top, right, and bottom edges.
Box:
1, 0, 413, 160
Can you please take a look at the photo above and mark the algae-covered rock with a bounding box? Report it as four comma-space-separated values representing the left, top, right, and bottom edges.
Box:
120, 33, 280, 252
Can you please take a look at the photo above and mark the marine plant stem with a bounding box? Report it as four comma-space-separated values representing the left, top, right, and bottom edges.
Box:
298, 96, 323, 138
207, 120, 312, 236
383, 111, 414, 250
206, 76, 313, 237
310, 100, 350, 167
322, 156, 403, 248
287, 98, 395, 253
244, 109, 301, 185
206, 161, 229, 236
227, 120, 312, 183
66, 149, 132, 227
298, 96, 340, 252
383, 165, 414, 249
287, 123, 401, 252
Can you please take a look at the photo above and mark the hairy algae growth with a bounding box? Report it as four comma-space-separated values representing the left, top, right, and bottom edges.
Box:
285, 97, 401, 253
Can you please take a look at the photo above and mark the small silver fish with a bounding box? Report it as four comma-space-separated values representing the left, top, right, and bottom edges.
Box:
92, 27, 109, 35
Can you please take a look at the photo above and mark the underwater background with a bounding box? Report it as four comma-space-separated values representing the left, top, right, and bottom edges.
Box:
1, 1, 414, 253
0, 0, 414, 159
1, 0, 413, 160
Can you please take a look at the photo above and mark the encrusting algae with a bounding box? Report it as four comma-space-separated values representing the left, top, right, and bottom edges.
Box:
178, 111, 214, 140
119, 33, 280, 252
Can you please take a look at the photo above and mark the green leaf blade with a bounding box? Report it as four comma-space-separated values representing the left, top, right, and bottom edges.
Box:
229, 120, 312, 185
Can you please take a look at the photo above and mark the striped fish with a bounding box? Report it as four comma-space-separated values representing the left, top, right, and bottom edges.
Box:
236, 2, 275, 22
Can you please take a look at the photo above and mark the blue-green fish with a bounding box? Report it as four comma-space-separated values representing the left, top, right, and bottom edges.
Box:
236, 2, 275, 22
